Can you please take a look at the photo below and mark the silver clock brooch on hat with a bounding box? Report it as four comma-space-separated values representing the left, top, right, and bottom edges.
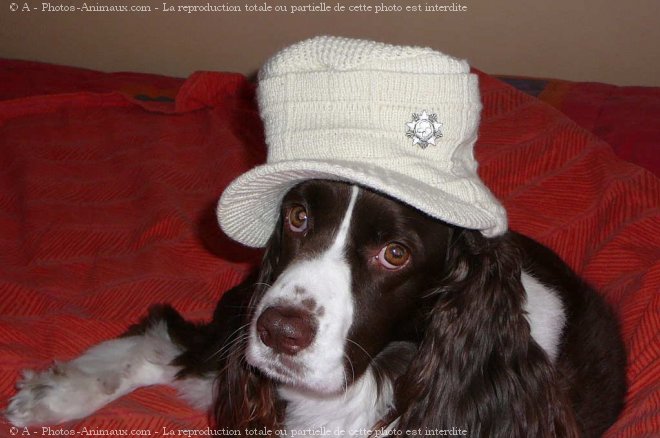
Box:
406, 111, 443, 148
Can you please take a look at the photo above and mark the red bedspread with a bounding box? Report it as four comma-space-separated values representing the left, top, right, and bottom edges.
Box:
498, 75, 660, 177
0, 60, 658, 437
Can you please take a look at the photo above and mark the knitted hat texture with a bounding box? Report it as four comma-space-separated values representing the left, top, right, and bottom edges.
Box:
218, 36, 508, 247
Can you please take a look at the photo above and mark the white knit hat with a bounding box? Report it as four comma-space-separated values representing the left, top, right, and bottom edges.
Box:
218, 36, 507, 248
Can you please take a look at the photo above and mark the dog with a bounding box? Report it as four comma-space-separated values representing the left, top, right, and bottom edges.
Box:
6, 179, 626, 437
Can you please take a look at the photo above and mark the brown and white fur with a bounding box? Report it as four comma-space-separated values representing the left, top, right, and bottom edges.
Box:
6, 180, 626, 437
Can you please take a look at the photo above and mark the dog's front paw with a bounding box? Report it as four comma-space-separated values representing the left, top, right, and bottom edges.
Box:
5, 363, 121, 427
6, 366, 65, 427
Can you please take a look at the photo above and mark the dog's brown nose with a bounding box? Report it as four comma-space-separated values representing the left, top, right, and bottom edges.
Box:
256, 306, 317, 355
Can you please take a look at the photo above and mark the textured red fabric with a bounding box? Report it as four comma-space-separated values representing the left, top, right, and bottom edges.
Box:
537, 79, 660, 176
0, 59, 183, 101
0, 61, 658, 437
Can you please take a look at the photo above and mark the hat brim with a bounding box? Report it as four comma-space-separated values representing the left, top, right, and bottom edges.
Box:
217, 160, 507, 248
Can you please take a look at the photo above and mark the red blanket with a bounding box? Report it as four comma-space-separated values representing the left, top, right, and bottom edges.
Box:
0, 60, 658, 437
497, 75, 660, 177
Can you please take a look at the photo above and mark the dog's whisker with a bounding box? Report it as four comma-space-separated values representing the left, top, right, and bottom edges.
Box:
217, 305, 257, 311
342, 352, 356, 395
205, 324, 251, 362
252, 281, 273, 289
215, 334, 250, 362
346, 338, 373, 363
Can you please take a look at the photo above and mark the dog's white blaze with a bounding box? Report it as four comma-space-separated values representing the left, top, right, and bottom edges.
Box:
329, 185, 360, 255
247, 185, 360, 393
522, 272, 566, 362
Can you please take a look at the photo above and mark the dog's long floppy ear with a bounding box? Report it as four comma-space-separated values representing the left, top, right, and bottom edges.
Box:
213, 219, 283, 430
392, 230, 579, 438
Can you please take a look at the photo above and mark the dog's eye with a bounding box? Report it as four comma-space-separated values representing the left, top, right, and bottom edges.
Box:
376, 242, 410, 270
287, 205, 308, 233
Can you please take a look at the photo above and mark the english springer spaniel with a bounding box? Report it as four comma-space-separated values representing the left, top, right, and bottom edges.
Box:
6, 180, 626, 437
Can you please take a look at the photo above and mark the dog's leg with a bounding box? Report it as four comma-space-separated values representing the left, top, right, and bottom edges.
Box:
5, 314, 212, 427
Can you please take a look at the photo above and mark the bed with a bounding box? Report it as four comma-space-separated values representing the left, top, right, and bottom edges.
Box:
0, 59, 658, 437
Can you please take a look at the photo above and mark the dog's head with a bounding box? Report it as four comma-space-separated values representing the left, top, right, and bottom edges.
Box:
217, 179, 576, 436
246, 180, 450, 394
